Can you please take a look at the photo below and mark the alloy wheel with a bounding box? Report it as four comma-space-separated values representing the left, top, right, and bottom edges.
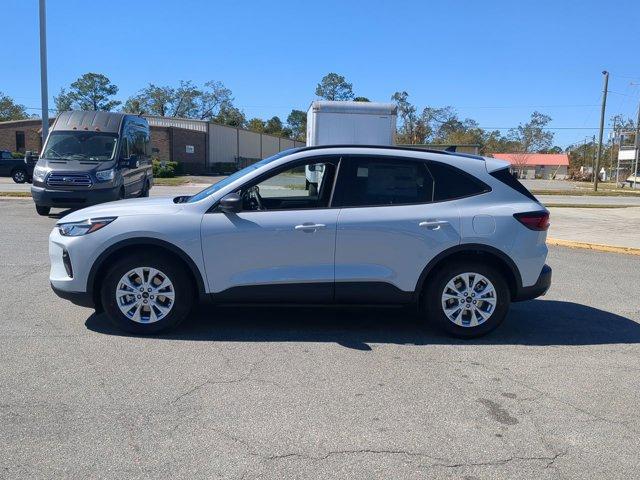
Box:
441, 272, 497, 328
115, 267, 175, 323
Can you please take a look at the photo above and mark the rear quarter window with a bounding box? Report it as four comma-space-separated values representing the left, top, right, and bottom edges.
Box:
427, 161, 490, 201
489, 168, 538, 201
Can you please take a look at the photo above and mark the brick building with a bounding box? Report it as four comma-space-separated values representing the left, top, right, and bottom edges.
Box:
0, 118, 54, 154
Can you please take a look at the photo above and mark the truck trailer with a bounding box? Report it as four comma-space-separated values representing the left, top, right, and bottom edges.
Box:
304, 100, 397, 191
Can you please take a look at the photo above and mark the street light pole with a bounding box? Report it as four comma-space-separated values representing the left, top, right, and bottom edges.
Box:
594, 70, 609, 191
39, 0, 49, 146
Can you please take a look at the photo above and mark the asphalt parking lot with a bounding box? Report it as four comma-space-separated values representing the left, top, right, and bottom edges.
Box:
1, 198, 640, 479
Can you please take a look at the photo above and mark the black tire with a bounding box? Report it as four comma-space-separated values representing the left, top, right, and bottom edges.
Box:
305, 179, 310, 190
139, 179, 150, 197
118, 187, 125, 200
12, 169, 27, 184
424, 261, 510, 338
100, 253, 195, 334
35, 205, 51, 216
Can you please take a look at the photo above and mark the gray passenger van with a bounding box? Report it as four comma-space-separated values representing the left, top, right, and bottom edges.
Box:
31, 111, 153, 215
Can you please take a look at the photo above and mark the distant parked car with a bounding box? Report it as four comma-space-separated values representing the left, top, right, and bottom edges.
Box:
0, 150, 33, 183
49, 145, 551, 338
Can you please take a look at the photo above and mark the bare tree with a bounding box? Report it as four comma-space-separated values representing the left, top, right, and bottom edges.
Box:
510, 152, 531, 178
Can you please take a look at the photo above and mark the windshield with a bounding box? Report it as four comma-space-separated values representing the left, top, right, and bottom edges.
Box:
187, 149, 300, 203
42, 131, 119, 162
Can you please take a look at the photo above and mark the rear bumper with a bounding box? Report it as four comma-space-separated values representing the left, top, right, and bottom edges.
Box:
514, 264, 551, 302
31, 185, 120, 208
51, 283, 95, 309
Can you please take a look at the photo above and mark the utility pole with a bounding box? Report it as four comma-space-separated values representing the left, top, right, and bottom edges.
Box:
39, 0, 49, 145
612, 117, 620, 184
594, 71, 609, 191
634, 102, 640, 189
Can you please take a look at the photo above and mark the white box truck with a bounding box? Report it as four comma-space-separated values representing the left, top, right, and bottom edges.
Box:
305, 100, 397, 191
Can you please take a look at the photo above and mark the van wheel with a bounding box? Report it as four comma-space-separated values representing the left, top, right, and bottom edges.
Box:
100, 253, 194, 334
12, 169, 27, 183
424, 262, 510, 338
35, 205, 51, 216
139, 180, 150, 197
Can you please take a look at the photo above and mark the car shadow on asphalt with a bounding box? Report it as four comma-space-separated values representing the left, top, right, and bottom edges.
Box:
84, 299, 640, 349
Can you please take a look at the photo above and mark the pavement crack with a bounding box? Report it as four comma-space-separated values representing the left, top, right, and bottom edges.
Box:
168, 355, 282, 405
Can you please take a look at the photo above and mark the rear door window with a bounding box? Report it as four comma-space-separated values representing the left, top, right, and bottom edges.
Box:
332, 156, 434, 207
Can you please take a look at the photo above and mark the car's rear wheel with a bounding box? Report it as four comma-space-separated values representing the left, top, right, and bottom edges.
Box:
35, 205, 51, 216
100, 253, 194, 334
424, 262, 510, 338
12, 169, 27, 183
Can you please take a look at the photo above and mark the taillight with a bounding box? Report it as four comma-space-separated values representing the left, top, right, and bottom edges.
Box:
514, 211, 550, 231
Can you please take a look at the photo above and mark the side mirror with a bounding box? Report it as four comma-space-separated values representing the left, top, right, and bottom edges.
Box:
219, 192, 242, 213
121, 155, 139, 169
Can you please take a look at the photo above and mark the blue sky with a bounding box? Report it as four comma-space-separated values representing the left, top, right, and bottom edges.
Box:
2, 0, 639, 146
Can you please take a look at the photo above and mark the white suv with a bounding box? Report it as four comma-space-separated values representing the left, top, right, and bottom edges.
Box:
49, 146, 551, 338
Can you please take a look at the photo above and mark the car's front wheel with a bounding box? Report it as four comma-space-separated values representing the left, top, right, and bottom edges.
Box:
101, 253, 194, 334
35, 205, 51, 216
424, 262, 510, 338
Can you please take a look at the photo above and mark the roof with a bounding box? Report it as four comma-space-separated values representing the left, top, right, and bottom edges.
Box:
53, 111, 130, 134
491, 153, 569, 166
309, 101, 397, 115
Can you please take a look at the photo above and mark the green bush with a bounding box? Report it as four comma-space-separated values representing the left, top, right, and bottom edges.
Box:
11, 152, 24, 159
152, 159, 179, 178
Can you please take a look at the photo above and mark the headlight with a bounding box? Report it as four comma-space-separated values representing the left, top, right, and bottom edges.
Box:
33, 166, 47, 182
96, 168, 115, 182
58, 217, 116, 237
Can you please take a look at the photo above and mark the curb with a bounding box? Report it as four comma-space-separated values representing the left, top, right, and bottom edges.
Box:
547, 238, 640, 256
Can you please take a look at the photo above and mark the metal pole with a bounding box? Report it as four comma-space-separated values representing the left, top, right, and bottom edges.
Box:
39, 0, 49, 146
594, 71, 608, 191
610, 117, 616, 182
613, 119, 621, 185
633, 102, 640, 189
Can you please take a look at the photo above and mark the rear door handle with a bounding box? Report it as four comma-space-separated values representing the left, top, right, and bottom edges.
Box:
419, 220, 449, 230
294, 223, 326, 231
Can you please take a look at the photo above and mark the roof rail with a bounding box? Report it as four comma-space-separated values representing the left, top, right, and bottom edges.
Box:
294, 144, 485, 160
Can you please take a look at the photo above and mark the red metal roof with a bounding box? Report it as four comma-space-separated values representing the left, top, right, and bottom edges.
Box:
491, 153, 569, 166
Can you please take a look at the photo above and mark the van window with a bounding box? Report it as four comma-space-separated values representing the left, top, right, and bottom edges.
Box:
42, 131, 118, 161
332, 157, 434, 207
121, 124, 147, 159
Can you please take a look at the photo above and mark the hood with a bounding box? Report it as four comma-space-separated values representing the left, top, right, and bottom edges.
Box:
38, 158, 114, 173
57, 197, 183, 223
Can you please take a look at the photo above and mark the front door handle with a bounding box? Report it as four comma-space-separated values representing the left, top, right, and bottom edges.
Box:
294, 223, 326, 232
419, 220, 449, 230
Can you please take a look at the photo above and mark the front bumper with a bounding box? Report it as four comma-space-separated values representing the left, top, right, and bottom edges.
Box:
514, 264, 552, 302
31, 185, 120, 208
51, 283, 95, 308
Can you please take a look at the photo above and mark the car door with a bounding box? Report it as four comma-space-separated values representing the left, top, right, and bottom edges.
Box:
332, 155, 462, 302
200, 156, 340, 302
0, 152, 12, 175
